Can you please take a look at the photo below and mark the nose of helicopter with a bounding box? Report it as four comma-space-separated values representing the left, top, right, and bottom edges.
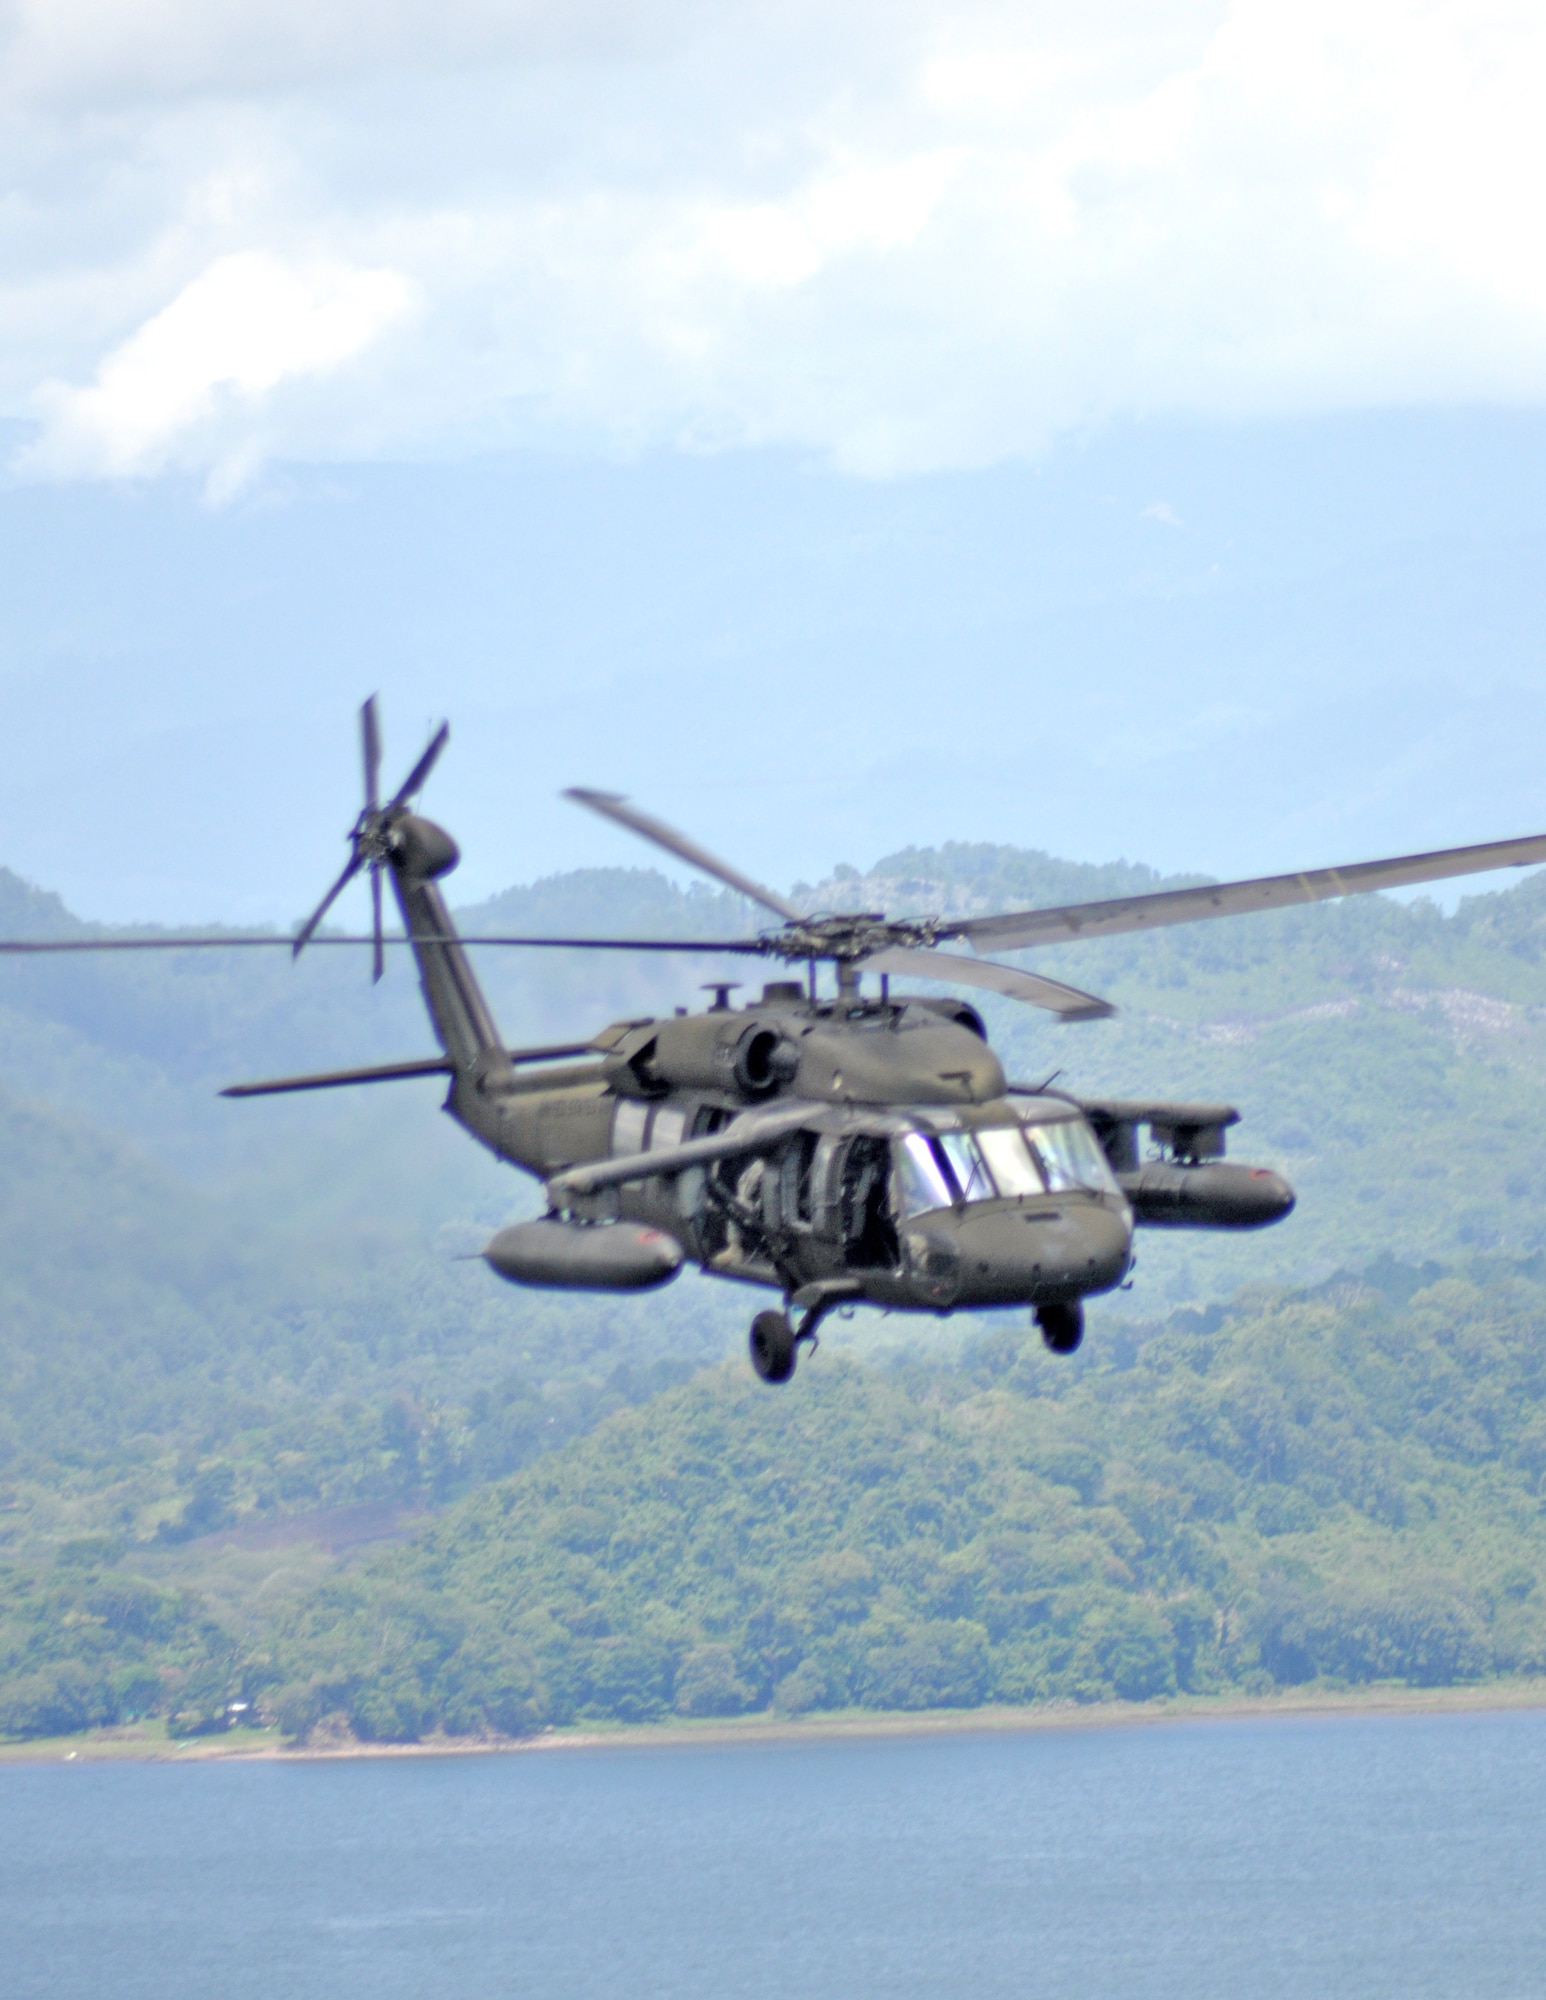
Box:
951, 1197, 1132, 1307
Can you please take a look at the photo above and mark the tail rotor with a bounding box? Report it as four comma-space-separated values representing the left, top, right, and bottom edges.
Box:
293, 696, 449, 981
360, 695, 385, 981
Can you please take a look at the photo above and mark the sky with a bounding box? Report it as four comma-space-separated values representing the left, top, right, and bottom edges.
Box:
1, 2, 1545, 925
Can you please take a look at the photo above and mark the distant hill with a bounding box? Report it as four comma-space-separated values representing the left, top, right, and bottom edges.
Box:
3, 842, 1546, 1741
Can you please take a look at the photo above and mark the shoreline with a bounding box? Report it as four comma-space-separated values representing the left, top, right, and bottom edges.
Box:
6, 1678, 1546, 1765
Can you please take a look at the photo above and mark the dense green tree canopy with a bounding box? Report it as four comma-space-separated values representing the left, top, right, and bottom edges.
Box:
4, 847, 1546, 1741
260, 1261, 1546, 1740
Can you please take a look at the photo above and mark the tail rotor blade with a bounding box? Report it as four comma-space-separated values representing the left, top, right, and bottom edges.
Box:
391, 722, 449, 808
370, 863, 384, 983
361, 695, 382, 812
291, 702, 445, 976
293, 851, 364, 958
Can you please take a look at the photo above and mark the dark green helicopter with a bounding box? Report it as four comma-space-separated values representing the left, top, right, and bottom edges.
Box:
10, 700, 1546, 1383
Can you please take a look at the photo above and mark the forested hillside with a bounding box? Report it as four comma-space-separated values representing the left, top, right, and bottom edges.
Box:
7, 1260, 1546, 1741
3, 841, 1546, 1741
264, 1259, 1546, 1738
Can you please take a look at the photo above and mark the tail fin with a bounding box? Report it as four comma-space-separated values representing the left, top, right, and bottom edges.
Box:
385, 814, 507, 1073
290, 701, 510, 1079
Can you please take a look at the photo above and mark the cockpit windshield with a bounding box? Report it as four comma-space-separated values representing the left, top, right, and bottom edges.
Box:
1021, 1117, 1121, 1195
936, 1130, 994, 1203
975, 1125, 1046, 1198
895, 1115, 1119, 1214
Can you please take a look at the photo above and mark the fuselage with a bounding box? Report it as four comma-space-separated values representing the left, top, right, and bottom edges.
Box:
452, 985, 1136, 1315
383, 815, 1289, 1326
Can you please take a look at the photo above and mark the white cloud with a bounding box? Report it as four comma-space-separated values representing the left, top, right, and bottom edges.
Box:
0, 0, 722, 103
5, 0, 1546, 481
19, 252, 411, 489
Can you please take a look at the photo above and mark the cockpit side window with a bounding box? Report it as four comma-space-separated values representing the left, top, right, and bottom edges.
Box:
936, 1130, 993, 1204
896, 1133, 954, 1217
1022, 1117, 1122, 1195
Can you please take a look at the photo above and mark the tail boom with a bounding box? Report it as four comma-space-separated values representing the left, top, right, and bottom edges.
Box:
387, 817, 517, 1148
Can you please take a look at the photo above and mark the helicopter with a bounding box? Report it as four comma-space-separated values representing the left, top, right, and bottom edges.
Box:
7, 699, 1546, 1384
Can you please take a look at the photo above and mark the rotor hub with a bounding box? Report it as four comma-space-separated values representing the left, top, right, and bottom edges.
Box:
350, 805, 401, 868
762, 914, 944, 964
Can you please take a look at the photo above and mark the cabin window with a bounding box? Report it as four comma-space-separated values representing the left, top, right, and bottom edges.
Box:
1022, 1118, 1121, 1195
841, 1136, 897, 1267
612, 1099, 649, 1156
936, 1130, 994, 1204
976, 1124, 1047, 1198
649, 1106, 686, 1151
896, 1133, 954, 1216
790, 1130, 820, 1224
775, 1130, 821, 1229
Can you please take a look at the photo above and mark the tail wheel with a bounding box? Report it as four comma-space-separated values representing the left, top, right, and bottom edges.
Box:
749, 1310, 797, 1384
1036, 1301, 1084, 1355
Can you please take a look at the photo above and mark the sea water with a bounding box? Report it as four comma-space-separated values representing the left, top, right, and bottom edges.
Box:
3, 1709, 1544, 1999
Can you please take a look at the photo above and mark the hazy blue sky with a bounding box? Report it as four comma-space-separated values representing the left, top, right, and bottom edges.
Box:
2, 4, 1544, 925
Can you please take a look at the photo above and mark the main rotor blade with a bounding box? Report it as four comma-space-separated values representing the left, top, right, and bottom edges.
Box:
221, 1041, 598, 1098
565, 787, 803, 922
390, 721, 450, 808
370, 863, 384, 983
0, 931, 770, 955
865, 945, 1113, 1020
361, 695, 382, 812
953, 830, 1546, 954
292, 850, 365, 957
459, 933, 768, 952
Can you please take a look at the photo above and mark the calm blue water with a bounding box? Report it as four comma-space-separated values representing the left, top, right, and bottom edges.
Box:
4, 1711, 1545, 1999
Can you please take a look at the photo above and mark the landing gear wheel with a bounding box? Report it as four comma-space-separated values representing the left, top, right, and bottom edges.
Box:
1036, 1301, 1084, 1355
750, 1310, 797, 1384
